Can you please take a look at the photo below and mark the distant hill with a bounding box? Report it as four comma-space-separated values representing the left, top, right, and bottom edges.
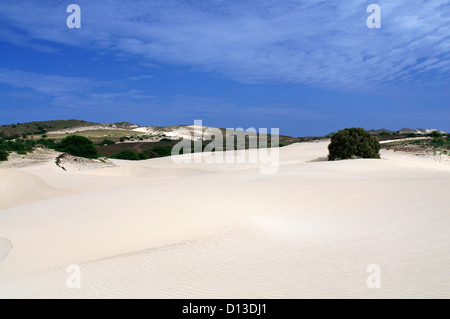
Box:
111, 122, 140, 129
0, 119, 306, 160
397, 128, 446, 135
368, 128, 395, 134
2, 120, 446, 143
368, 128, 446, 135
0, 119, 301, 145
0, 120, 99, 138
0, 120, 148, 137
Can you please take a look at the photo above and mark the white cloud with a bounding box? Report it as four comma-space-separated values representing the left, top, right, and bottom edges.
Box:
0, 68, 96, 95
0, 0, 449, 89
0, 68, 153, 110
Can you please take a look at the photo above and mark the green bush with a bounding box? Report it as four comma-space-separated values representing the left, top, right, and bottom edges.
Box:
98, 139, 115, 146
328, 128, 380, 161
36, 138, 56, 148
150, 146, 173, 157
0, 138, 37, 161
429, 131, 442, 138
430, 136, 445, 148
110, 150, 148, 161
55, 135, 99, 159
142, 150, 160, 159
138, 152, 148, 160
4, 139, 35, 154
0, 150, 8, 161
430, 136, 450, 149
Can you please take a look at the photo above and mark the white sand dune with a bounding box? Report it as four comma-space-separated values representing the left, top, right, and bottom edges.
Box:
86, 166, 210, 178
0, 238, 12, 263
0, 142, 449, 298
0, 169, 73, 210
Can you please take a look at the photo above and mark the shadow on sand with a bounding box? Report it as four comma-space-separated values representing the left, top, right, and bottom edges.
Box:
308, 157, 329, 162
0, 237, 12, 263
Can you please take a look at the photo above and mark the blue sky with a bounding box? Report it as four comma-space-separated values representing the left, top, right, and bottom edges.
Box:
0, 0, 449, 136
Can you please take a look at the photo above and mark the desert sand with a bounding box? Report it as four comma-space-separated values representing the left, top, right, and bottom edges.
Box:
0, 142, 449, 298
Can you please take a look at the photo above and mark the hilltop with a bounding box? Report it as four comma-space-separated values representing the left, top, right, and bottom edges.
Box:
0, 120, 299, 142
367, 127, 447, 136
0, 120, 305, 165
2, 120, 445, 141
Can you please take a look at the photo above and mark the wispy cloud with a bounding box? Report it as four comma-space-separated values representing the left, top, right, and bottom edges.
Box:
0, 68, 97, 96
128, 75, 154, 81
0, 0, 449, 89
0, 68, 153, 111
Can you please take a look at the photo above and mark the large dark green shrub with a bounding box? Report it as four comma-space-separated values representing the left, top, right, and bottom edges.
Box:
0, 150, 8, 161
110, 150, 147, 160
3, 139, 35, 154
36, 138, 56, 148
55, 135, 99, 159
138, 152, 148, 160
142, 150, 160, 159
328, 128, 380, 161
150, 146, 172, 157
0, 138, 37, 161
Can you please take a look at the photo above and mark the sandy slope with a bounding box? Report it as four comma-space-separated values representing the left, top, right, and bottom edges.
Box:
0, 142, 449, 298
0, 238, 12, 263
0, 169, 73, 210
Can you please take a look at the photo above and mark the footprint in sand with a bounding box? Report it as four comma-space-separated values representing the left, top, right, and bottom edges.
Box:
0, 237, 12, 263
